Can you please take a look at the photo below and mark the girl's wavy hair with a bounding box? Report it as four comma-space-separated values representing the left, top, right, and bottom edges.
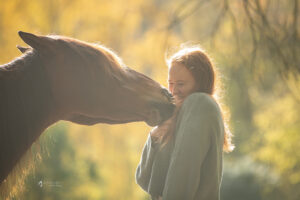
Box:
152, 45, 234, 152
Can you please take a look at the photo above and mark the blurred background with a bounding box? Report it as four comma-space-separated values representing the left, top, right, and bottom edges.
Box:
0, 0, 299, 199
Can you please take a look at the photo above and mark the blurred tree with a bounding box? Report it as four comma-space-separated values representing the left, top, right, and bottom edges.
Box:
161, 0, 300, 199
165, 0, 300, 77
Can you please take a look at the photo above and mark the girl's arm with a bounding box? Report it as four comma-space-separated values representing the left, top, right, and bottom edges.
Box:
162, 93, 221, 200
135, 131, 159, 191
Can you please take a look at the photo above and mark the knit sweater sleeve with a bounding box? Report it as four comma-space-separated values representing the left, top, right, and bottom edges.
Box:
135, 131, 159, 192
162, 93, 221, 200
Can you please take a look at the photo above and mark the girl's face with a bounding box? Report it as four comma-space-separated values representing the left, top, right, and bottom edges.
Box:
168, 63, 198, 105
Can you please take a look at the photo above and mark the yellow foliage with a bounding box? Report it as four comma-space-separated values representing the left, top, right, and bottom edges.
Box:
253, 84, 300, 186
67, 122, 151, 199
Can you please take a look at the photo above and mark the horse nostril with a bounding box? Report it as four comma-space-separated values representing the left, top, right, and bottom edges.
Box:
162, 88, 173, 102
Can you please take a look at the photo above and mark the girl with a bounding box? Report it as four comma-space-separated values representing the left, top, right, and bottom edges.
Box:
136, 46, 234, 200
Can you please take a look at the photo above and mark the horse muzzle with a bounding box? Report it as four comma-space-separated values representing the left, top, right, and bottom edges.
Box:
146, 102, 175, 126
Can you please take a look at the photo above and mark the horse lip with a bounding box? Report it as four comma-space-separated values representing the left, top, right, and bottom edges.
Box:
145, 109, 161, 127
150, 102, 175, 120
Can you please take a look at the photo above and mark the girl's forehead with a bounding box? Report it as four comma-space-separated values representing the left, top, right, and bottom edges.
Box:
168, 63, 193, 80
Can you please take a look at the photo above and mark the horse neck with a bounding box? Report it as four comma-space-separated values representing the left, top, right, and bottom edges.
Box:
0, 52, 58, 183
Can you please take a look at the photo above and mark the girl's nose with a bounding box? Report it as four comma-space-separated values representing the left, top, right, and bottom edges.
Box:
172, 85, 179, 96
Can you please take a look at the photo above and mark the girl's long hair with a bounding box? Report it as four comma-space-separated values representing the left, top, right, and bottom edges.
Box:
151, 46, 234, 152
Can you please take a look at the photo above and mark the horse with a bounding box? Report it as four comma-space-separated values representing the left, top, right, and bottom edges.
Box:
0, 31, 174, 197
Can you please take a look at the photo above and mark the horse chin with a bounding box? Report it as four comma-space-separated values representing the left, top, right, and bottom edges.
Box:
65, 108, 170, 127
145, 109, 163, 127
65, 114, 144, 126
145, 119, 159, 127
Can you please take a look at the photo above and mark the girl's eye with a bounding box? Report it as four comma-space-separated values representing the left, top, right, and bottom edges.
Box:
177, 83, 184, 87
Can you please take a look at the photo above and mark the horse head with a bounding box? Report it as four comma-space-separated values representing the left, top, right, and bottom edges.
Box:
18, 31, 175, 126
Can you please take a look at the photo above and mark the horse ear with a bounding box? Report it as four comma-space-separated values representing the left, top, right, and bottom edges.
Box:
16, 45, 31, 53
18, 31, 52, 53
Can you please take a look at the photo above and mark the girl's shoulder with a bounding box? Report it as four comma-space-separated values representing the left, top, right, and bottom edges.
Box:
182, 92, 220, 114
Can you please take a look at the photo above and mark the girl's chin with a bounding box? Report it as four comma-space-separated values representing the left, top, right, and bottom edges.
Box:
174, 97, 184, 105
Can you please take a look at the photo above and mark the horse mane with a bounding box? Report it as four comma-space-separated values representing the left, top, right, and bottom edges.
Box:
0, 50, 55, 198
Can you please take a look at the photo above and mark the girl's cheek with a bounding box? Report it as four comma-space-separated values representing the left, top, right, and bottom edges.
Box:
169, 87, 174, 95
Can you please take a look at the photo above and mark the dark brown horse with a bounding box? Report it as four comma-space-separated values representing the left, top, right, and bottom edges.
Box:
0, 31, 174, 196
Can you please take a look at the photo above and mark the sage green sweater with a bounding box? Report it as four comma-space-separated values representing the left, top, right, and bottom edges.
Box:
136, 93, 224, 200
